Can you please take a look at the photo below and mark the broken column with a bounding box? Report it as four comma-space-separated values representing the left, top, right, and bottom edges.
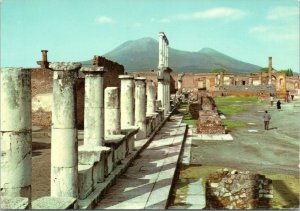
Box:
104, 87, 121, 135
135, 77, 147, 139
119, 75, 135, 128
158, 32, 165, 68
49, 62, 81, 198
81, 66, 106, 146
146, 80, 156, 115
0, 68, 32, 201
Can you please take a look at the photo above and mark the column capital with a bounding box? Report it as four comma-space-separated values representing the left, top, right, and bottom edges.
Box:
119, 75, 134, 80
80, 66, 106, 75
49, 62, 82, 71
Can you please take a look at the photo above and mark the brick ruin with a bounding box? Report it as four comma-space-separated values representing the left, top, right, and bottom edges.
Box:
206, 168, 273, 209
32, 51, 125, 129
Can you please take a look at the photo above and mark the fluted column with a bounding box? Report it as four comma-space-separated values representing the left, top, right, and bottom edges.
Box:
50, 62, 81, 198
0, 68, 32, 201
147, 80, 156, 115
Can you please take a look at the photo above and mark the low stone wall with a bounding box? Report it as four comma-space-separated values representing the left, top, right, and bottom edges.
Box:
206, 169, 273, 209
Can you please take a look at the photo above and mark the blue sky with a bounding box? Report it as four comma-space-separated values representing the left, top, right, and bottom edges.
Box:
1, 0, 299, 71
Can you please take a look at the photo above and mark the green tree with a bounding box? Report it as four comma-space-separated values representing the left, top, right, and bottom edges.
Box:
260, 67, 270, 73
211, 68, 227, 73
280, 68, 293, 76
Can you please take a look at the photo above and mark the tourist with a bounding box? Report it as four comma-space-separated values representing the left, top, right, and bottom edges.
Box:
291, 94, 294, 101
276, 100, 281, 110
263, 111, 271, 130
270, 95, 274, 106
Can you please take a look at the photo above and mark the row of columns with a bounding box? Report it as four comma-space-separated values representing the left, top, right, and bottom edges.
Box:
0, 63, 171, 203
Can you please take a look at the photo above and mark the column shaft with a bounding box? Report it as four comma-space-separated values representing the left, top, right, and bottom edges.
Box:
81, 67, 105, 146
0, 68, 32, 200
135, 77, 147, 139
50, 62, 81, 198
104, 87, 121, 135
146, 80, 156, 114
119, 75, 135, 128
158, 33, 164, 68
157, 80, 164, 109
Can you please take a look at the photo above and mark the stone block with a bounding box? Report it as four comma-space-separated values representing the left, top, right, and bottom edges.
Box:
0, 196, 29, 209
78, 145, 111, 165
32, 196, 77, 209
78, 165, 94, 200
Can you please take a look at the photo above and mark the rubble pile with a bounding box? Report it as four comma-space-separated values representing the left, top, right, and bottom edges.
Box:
206, 169, 273, 209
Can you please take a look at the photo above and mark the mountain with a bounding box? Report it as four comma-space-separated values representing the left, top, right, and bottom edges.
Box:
82, 37, 262, 73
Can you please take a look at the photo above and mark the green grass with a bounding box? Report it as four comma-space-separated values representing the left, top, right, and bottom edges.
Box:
179, 103, 195, 126
215, 96, 258, 104
222, 119, 247, 130
218, 105, 245, 115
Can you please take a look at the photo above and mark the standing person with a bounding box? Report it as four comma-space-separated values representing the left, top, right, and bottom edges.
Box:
276, 100, 281, 110
270, 95, 274, 106
263, 111, 271, 130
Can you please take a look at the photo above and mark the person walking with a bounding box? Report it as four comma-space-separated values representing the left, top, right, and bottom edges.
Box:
276, 100, 281, 110
263, 111, 271, 130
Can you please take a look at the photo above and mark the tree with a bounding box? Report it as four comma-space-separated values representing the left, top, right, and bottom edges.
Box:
280, 68, 293, 76
211, 68, 227, 73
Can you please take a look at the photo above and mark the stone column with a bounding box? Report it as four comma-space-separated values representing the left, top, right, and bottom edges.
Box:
158, 32, 165, 68
166, 44, 169, 67
50, 62, 81, 198
135, 77, 147, 139
157, 79, 164, 110
81, 66, 106, 146
0, 68, 32, 200
268, 57, 272, 85
147, 80, 156, 115
119, 75, 135, 128
104, 87, 121, 135
163, 82, 167, 114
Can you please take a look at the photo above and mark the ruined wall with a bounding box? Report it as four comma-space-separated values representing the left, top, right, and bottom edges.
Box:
31, 57, 124, 129
206, 169, 273, 209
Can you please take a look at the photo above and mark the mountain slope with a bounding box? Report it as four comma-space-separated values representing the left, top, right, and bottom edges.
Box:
82, 37, 261, 73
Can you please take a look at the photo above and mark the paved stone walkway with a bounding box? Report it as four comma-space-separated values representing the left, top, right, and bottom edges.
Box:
95, 114, 186, 209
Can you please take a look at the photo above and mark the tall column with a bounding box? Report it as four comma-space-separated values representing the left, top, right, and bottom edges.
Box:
147, 80, 156, 115
81, 66, 106, 146
268, 57, 272, 85
158, 32, 165, 68
163, 82, 167, 114
178, 79, 182, 93
0, 68, 32, 200
104, 87, 121, 136
135, 77, 147, 139
119, 75, 135, 128
50, 62, 81, 198
166, 44, 169, 67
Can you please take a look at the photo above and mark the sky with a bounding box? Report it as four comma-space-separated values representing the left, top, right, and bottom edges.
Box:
1, 0, 299, 72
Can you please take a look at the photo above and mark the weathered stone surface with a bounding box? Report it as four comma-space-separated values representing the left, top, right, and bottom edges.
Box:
49, 62, 81, 71
104, 87, 121, 135
0, 196, 29, 209
206, 169, 273, 209
32, 196, 77, 209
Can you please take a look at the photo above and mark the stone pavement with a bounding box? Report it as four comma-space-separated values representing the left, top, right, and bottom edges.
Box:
95, 114, 187, 209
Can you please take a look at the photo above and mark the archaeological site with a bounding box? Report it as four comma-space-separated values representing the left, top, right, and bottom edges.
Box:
1, 24, 300, 210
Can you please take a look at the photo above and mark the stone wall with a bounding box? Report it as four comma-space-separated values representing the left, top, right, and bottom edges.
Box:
206, 169, 273, 209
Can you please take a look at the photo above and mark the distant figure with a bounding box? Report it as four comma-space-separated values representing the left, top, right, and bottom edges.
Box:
276, 100, 281, 110
291, 94, 294, 100
263, 111, 271, 130
270, 95, 274, 106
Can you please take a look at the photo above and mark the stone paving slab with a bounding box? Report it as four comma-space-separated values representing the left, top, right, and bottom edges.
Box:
192, 133, 233, 141
95, 114, 187, 209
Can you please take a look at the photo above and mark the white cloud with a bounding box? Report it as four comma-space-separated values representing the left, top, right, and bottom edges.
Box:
267, 6, 299, 20
95, 16, 115, 24
177, 7, 247, 20
249, 25, 299, 41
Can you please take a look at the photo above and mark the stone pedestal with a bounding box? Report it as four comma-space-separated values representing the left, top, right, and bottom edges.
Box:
49, 62, 81, 198
135, 77, 147, 139
119, 75, 135, 128
104, 87, 121, 136
81, 66, 106, 146
0, 68, 32, 201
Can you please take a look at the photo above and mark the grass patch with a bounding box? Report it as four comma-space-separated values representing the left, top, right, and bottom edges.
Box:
215, 96, 259, 104
218, 105, 245, 115
222, 119, 247, 130
179, 103, 195, 126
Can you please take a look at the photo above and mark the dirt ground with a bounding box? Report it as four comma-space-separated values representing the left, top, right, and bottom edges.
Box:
179, 98, 300, 208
